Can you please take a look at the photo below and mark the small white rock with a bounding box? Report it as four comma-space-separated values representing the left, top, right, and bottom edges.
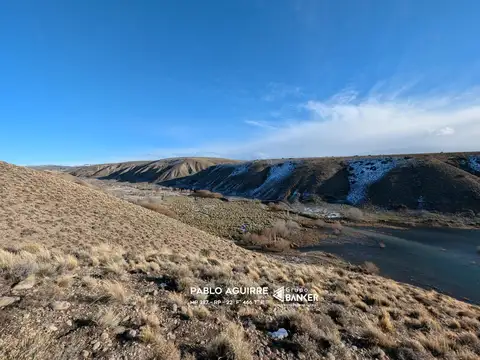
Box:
0, 296, 20, 308
50, 301, 71, 311
12, 276, 35, 290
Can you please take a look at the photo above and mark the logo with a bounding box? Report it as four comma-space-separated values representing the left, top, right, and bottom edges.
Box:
273, 287, 285, 302
272, 286, 319, 303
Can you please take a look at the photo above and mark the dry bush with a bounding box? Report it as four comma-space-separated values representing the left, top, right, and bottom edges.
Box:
379, 310, 394, 332
363, 261, 380, 275
208, 323, 253, 360
344, 207, 364, 221
191, 189, 223, 199
140, 325, 158, 344
140, 310, 161, 327
136, 199, 178, 219
242, 231, 291, 252
267, 202, 287, 212
285, 219, 301, 230
330, 221, 343, 234
416, 333, 451, 356
262, 219, 291, 240
0, 249, 39, 279
167, 292, 187, 308
192, 305, 210, 320
54, 254, 78, 271
151, 336, 181, 360
82, 275, 98, 289
361, 323, 395, 348
95, 308, 121, 328
101, 280, 129, 303
56, 274, 74, 287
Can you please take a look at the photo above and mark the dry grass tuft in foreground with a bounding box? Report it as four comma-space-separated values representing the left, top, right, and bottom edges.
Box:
208, 323, 253, 360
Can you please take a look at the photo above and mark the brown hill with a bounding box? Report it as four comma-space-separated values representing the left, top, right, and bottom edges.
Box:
70, 157, 238, 183
162, 152, 480, 214
0, 161, 480, 359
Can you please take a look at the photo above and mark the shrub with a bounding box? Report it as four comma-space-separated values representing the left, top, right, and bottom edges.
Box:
363, 261, 380, 275
330, 221, 343, 234
190, 190, 224, 199
267, 202, 287, 212
101, 280, 129, 303
208, 323, 253, 360
344, 208, 364, 221
136, 199, 178, 219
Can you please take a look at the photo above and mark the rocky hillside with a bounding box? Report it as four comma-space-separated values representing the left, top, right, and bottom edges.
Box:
70, 157, 238, 183
162, 153, 480, 214
2, 161, 480, 359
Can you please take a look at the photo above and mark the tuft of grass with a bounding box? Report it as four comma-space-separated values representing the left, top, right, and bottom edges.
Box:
101, 280, 129, 303
151, 336, 181, 360
139, 325, 158, 344
192, 305, 210, 320
379, 310, 394, 332
55, 254, 78, 271
95, 308, 121, 328
361, 324, 395, 348
207, 323, 253, 360
56, 274, 74, 288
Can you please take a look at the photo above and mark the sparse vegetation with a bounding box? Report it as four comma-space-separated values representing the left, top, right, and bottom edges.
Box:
0, 161, 479, 359
344, 207, 364, 221
363, 261, 380, 275
136, 199, 179, 219
190, 189, 224, 199
208, 323, 253, 360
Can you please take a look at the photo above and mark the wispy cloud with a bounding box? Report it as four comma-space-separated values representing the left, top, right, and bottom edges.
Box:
244, 120, 277, 129
146, 84, 480, 160
262, 82, 303, 102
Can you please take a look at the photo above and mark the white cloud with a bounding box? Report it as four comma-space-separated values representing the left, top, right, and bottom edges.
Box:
244, 120, 277, 129
193, 88, 480, 158
123, 86, 480, 162
435, 126, 455, 136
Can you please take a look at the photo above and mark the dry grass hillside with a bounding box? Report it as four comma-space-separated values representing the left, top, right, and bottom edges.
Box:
1, 161, 480, 360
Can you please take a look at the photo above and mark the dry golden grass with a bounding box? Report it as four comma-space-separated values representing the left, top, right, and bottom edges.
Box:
208, 323, 253, 360
1, 162, 480, 359
100, 280, 130, 303
136, 199, 179, 219
95, 308, 121, 328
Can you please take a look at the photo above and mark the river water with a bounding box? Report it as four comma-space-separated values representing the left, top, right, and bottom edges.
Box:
301, 227, 480, 304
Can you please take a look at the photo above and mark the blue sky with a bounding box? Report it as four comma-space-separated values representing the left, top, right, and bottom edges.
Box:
1, 0, 480, 165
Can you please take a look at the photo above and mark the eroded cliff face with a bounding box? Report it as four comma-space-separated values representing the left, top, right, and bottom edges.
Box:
162, 153, 480, 213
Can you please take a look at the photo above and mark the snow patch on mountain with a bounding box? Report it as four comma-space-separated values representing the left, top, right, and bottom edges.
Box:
251, 161, 296, 199
347, 158, 399, 205
468, 156, 480, 173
